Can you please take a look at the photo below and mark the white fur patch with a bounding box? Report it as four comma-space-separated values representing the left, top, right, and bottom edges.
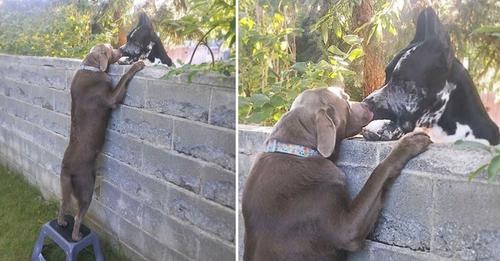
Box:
363, 119, 404, 140
416, 123, 491, 146
416, 81, 456, 127
394, 45, 418, 71
364, 119, 393, 132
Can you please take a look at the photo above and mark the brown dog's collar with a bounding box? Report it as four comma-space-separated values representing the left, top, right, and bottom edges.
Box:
80, 64, 101, 72
265, 140, 320, 157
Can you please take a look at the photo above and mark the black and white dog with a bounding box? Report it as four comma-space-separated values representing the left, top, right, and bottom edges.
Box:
119, 12, 173, 66
362, 7, 499, 145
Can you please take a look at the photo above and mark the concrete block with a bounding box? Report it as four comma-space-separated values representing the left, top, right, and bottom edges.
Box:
186, 73, 235, 89
11, 65, 68, 90
100, 181, 145, 227
200, 164, 235, 208
39, 109, 70, 137
432, 180, 500, 260
31, 85, 54, 110
402, 144, 494, 180
97, 154, 169, 212
5, 96, 29, 121
237, 153, 258, 196
173, 119, 235, 170
342, 165, 433, 251
209, 88, 235, 129
124, 77, 147, 108
2, 77, 32, 103
145, 80, 211, 122
116, 106, 174, 149
238, 125, 271, 154
87, 200, 122, 239
32, 127, 68, 158
348, 241, 450, 261
12, 114, 35, 143
142, 144, 202, 193
39, 149, 62, 176
107, 64, 125, 76
142, 205, 199, 259
0, 55, 81, 69
52, 88, 71, 115
102, 130, 143, 169
164, 185, 235, 242
336, 138, 381, 168
135, 66, 169, 79
198, 233, 235, 261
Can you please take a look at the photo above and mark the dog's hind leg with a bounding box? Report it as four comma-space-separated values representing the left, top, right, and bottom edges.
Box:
71, 174, 95, 241
57, 172, 72, 227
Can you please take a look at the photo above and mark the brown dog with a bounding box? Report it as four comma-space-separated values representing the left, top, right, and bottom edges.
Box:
57, 44, 145, 241
242, 87, 432, 260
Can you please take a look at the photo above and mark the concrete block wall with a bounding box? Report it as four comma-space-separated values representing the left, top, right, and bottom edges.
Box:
238, 125, 500, 261
0, 54, 235, 261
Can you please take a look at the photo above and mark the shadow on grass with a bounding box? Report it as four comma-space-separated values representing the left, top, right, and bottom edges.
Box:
0, 165, 127, 261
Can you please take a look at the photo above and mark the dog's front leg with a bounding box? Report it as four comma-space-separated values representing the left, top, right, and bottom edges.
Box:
335, 132, 431, 251
106, 61, 145, 108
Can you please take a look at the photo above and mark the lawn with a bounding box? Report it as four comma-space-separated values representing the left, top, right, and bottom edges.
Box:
0, 165, 125, 261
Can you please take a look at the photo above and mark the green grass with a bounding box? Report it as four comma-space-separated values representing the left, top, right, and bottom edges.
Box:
0, 165, 125, 261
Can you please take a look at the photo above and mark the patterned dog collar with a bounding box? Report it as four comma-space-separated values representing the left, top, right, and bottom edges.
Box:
80, 64, 101, 72
265, 140, 320, 157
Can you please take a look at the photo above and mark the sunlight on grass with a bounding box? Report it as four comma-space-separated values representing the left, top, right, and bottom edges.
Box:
0, 165, 125, 261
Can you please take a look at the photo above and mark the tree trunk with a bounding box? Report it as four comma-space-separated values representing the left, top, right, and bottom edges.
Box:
352, 0, 385, 98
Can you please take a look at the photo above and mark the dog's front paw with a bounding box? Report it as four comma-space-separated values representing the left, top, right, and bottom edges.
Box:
396, 131, 432, 157
131, 61, 146, 73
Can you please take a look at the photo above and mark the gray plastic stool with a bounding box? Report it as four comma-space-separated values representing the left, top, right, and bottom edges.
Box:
31, 215, 104, 261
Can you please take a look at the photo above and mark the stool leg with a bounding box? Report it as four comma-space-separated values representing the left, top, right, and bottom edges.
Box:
31, 230, 46, 261
91, 234, 105, 261
66, 249, 78, 261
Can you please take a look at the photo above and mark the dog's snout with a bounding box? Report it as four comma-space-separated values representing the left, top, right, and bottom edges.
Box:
362, 96, 375, 111
360, 102, 374, 121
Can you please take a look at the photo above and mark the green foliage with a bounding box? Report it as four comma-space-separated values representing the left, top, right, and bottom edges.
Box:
240, 0, 499, 126
0, 2, 118, 59
155, 0, 236, 52
0, 0, 235, 60
455, 140, 500, 181
239, 0, 364, 125
162, 59, 235, 81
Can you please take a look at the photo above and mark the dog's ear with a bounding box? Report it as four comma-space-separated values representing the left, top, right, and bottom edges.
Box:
86, 46, 109, 72
138, 12, 153, 29
97, 52, 109, 72
316, 109, 336, 157
413, 7, 454, 68
413, 7, 448, 43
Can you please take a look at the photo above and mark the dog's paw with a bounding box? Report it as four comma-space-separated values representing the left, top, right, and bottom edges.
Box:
396, 131, 432, 157
131, 61, 146, 72
57, 219, 68, 227
72, 232, 83, 241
